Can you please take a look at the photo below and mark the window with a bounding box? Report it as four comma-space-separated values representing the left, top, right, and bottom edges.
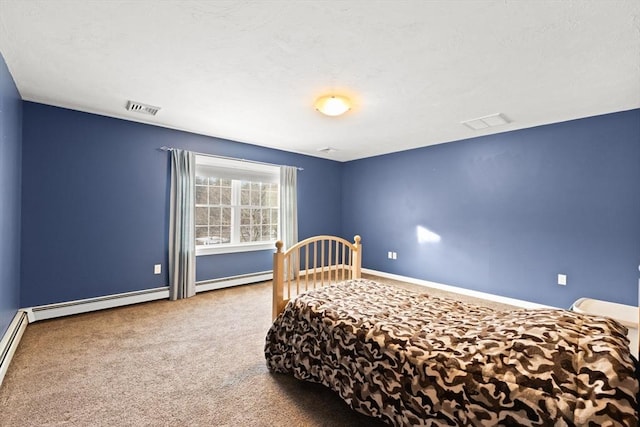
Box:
195, 155, 280, 255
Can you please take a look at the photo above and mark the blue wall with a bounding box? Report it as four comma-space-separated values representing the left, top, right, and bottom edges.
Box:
0, 53, 22, 334
20, 102, 342, 307
343, 110, 640, 308
15, 101, 640, 310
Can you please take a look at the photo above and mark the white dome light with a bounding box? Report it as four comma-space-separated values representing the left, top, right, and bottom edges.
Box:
314, 95, 351, 116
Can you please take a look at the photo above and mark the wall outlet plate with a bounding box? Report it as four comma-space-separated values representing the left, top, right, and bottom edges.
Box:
557, 274, 567, 286
154, 264, 162, 275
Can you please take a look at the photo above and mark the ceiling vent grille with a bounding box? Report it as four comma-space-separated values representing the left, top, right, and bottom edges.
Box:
317, 147, 338, 154
461, 113, 509, 130
126, 100, 161, 116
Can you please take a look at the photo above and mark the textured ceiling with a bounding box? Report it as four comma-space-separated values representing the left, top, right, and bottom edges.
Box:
0, 0, 638, 161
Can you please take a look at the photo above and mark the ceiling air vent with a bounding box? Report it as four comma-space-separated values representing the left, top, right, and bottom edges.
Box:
317, 147, 338, 154
126, 100, 161, 116
461, 113, 509, 130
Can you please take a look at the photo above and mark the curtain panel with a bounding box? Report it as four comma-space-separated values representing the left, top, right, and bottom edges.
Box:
169, 149, 196, 300
280, 166, 298, 279
280, 165, 298, 250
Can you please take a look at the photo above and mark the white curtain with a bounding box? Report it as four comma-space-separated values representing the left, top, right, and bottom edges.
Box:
169, 149, 196, 300
280, 166, 298, 250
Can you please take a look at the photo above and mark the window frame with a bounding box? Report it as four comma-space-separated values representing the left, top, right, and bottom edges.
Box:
194, 155, 280, 256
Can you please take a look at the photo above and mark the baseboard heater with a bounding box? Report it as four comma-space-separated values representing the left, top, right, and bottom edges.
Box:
26, 287, 171, 323
195, 271, 272, 292
0, 311, 29, 388
26, 271, 273, 323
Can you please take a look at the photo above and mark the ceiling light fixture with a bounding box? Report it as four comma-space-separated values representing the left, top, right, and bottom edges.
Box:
314, 95, 351, 116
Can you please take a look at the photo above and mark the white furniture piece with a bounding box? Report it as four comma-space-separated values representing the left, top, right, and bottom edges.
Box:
572, 297, 638, 358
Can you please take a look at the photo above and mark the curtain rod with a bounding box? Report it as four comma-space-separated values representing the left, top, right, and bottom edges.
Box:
159, 146, 303, 171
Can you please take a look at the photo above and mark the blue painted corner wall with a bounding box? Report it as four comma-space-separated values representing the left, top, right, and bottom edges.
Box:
342, 110, 640, 308
20, 102, 342, 307
0, 52, 22, 335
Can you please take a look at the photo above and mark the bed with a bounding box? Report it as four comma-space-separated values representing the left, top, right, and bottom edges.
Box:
265, 235, 639, 426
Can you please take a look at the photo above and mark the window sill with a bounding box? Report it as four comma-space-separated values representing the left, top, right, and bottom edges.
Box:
196, 241, 276, 256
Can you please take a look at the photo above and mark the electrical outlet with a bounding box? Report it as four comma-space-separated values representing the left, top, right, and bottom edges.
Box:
392, 252, 397, 260
387, 251, 393, 259
557, 274, 567, 286
154, 264, 162, 275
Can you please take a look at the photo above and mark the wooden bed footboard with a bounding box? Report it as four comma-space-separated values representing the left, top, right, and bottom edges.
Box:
272, 235, 361, 320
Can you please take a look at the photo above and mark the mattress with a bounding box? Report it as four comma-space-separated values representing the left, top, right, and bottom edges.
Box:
265, 279, 639, 426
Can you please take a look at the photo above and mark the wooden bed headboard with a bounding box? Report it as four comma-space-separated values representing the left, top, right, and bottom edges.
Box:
272, 235, 361, 320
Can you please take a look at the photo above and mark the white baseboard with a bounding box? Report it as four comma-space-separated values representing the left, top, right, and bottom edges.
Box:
0, 310, 29, 388
25, 272, 274, 323
362, 268, 555, 309
195, 271, 272, 292
26, 287, 171, 322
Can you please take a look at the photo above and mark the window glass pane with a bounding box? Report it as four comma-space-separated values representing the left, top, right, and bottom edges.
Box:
251, 182, 260, 191
209, 187, 221, 205
210, 177, 220, 186
196, 176, 208, 185
240, 225, 251, 242
252, 225, 261, 241
270, 208, 278, 224
209, 226, 218, 241
241, 189, 250, 205
220, 187, 231, 205
220, 226, 231, 243
240, 208, 251, 225
261, 225, 270, 240
195, 226, 209, 239
251, 209, 261, 224
195, 186, 208, 204
221, 207, 232, 225
209, 207, 221, 225
250, 189, 261, 206
195, 207, 209, 226
207, 226, 219, 244
246, 225, 257, 242
220, 179, 232, 187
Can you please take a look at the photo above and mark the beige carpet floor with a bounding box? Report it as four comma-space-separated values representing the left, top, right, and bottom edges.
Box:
0, 275, 516, 426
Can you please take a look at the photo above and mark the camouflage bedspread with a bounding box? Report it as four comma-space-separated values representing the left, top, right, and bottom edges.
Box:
265, 279, 639, 426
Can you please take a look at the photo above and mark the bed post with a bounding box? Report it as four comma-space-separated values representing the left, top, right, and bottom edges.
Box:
352, 235, 361, 279
273, 241, 285, 320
